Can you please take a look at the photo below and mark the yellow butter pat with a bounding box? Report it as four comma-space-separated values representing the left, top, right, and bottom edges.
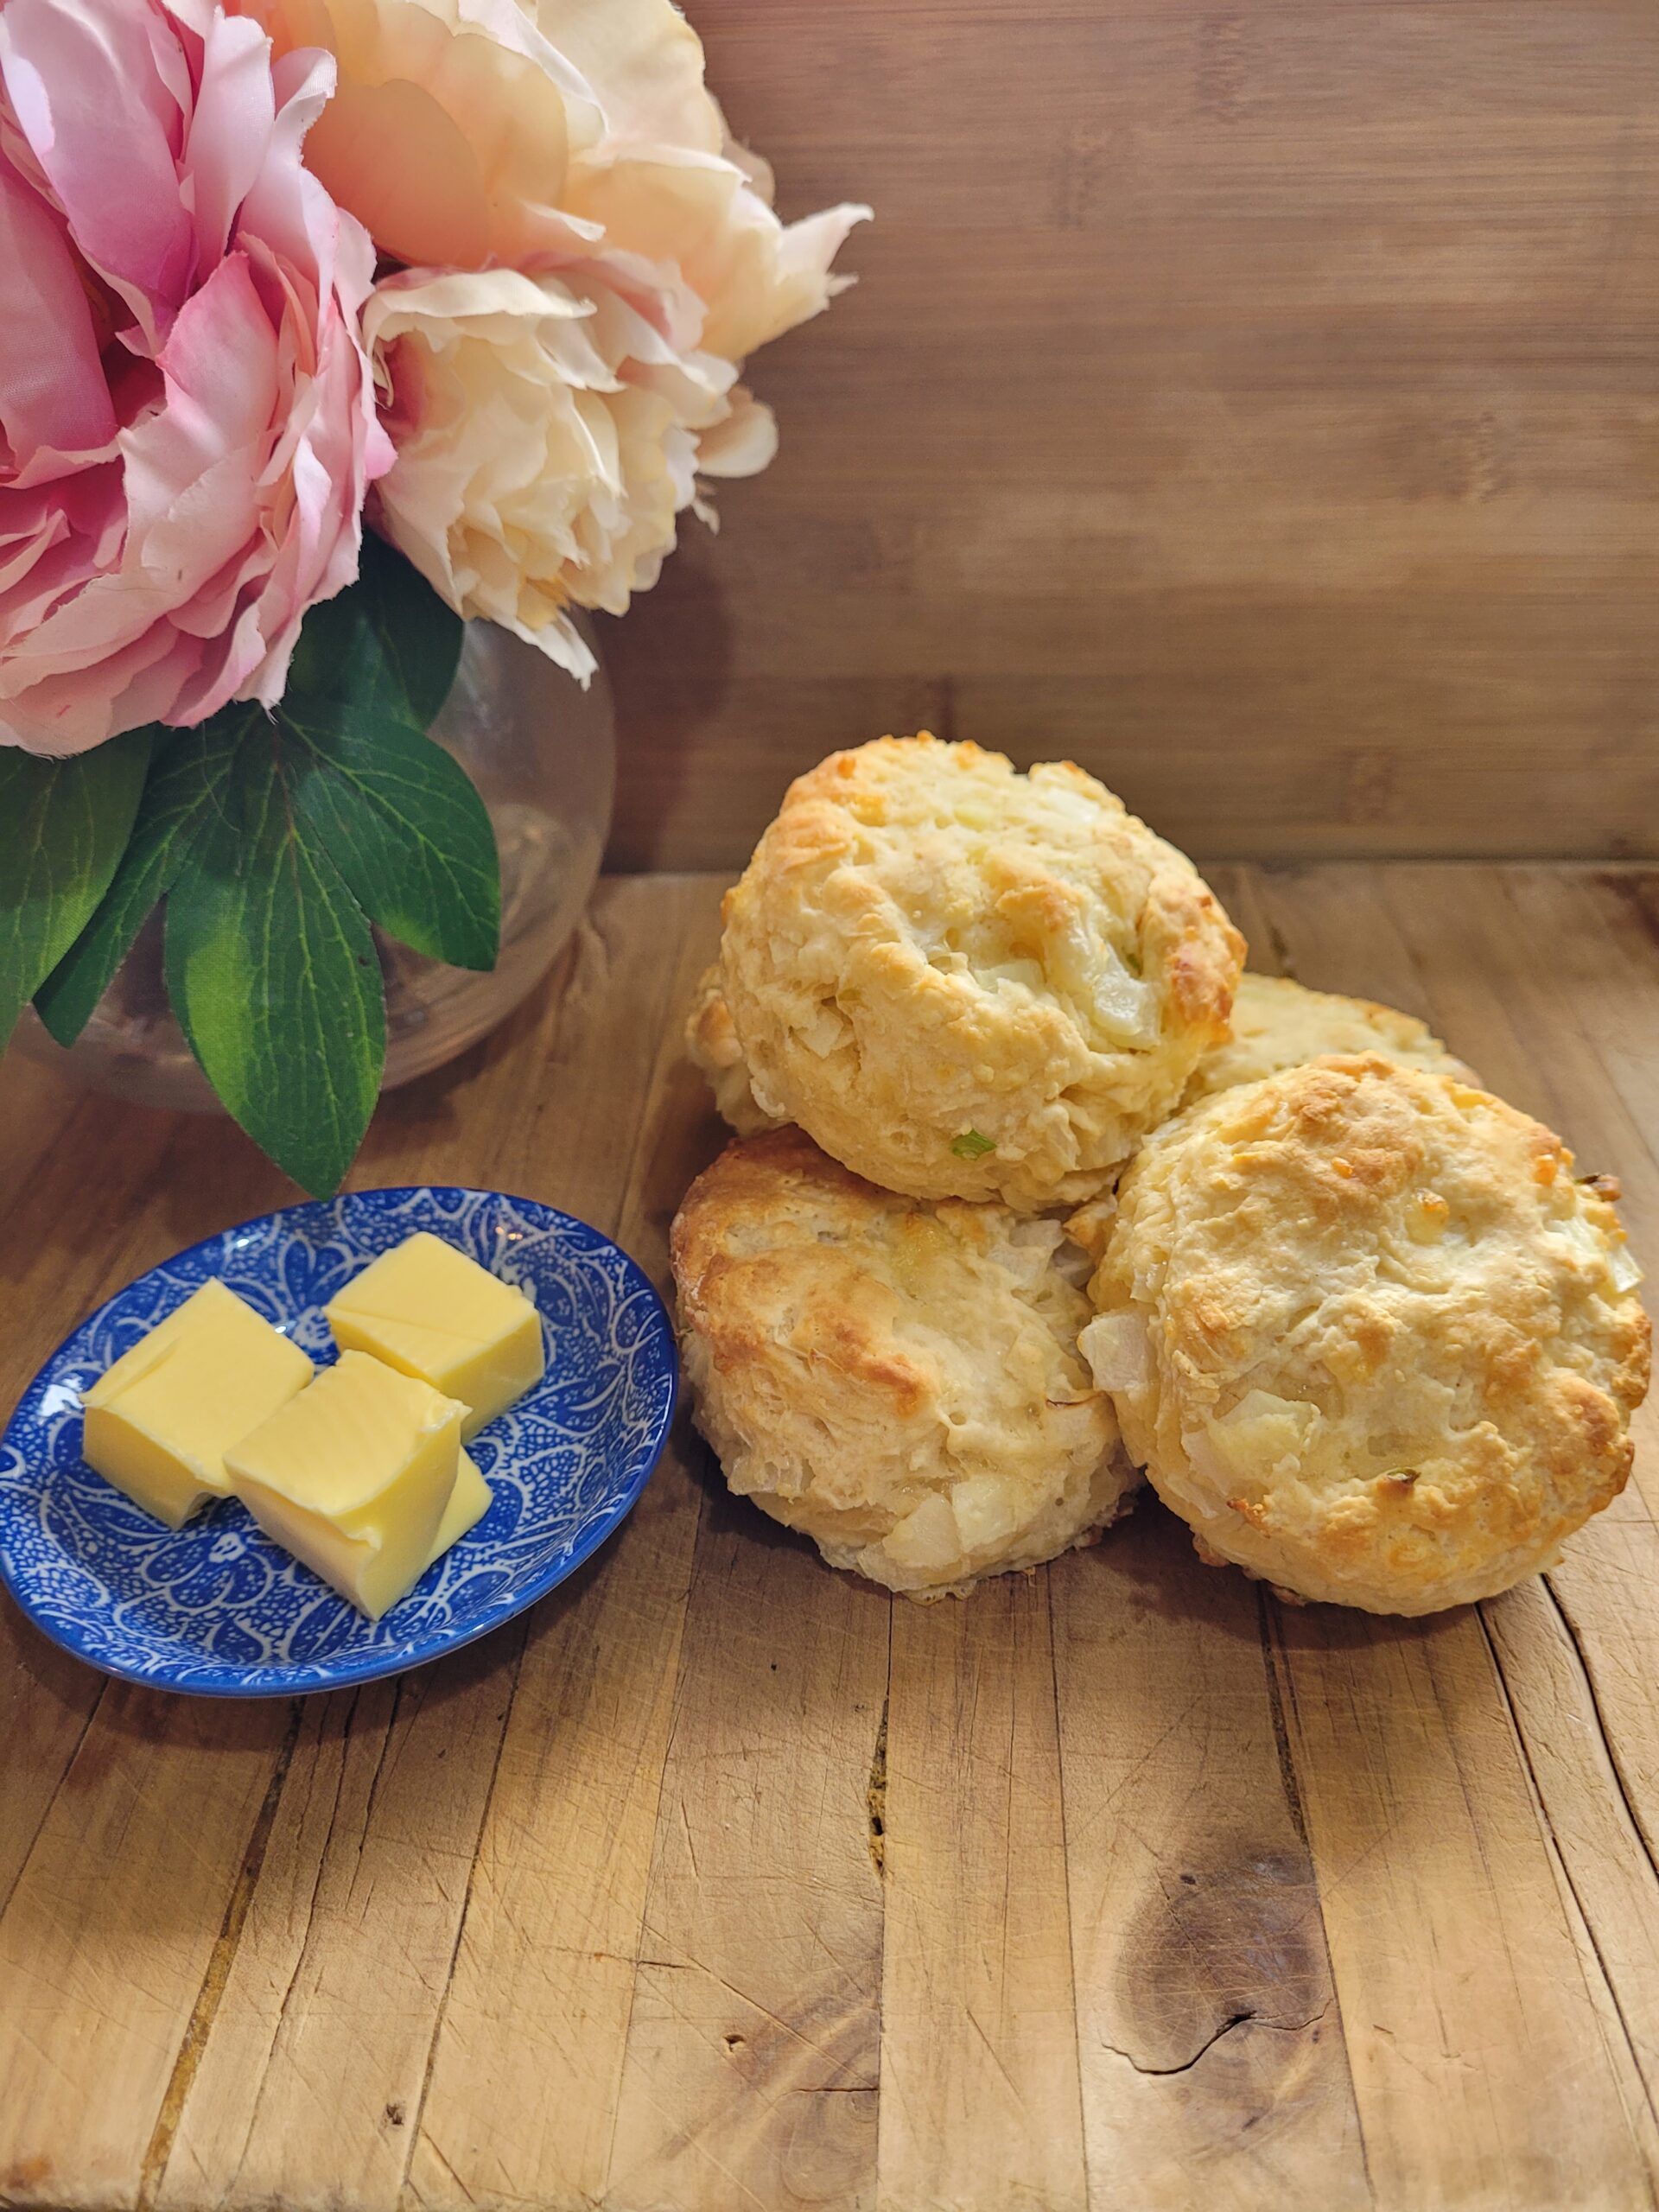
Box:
424, 1449, 492, 1572
326, 1231, 544, 1439
226, 1351, 466, 1619
82, 1280, 313, 1529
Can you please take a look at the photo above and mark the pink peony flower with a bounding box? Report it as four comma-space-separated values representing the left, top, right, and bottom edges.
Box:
0, 0, 391, 753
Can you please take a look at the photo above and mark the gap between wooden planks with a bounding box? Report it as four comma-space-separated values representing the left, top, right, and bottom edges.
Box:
0, 867, 1656, 2211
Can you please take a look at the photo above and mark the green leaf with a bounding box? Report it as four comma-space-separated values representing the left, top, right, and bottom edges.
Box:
283, 702, 499, 970
34, 722, 243, 1046
950, 1128, 997, 1160
165, 713, 385, 1198
275, 556, 497, 967
0, 729, 151, 1051
353, 531, 462, 725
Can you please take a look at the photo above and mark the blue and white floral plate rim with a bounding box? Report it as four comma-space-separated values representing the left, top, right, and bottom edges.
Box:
0, 1185, 678, 1697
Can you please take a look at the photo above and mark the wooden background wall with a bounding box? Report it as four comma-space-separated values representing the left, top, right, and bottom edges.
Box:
602, 0, 1659, 872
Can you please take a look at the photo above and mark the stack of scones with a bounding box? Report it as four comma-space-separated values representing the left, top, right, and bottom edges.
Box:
671, 735, 1651, 1613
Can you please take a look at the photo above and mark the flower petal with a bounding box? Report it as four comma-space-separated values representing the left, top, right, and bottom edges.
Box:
0, 155, 116, 462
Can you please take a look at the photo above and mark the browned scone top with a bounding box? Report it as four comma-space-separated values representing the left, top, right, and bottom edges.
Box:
671, 1127, 1136, 1598
1079, 1054, 1651, 1614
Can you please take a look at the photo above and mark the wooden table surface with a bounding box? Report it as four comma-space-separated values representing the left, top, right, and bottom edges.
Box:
4, 863, 1659, 2212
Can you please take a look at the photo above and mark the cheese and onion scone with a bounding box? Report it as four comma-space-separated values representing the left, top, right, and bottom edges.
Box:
1077, 1055, 1649, 1614
684, 963, 781, 1137
717, 734, 1245, 1211
1187, 972, 1477, 1103
671, 1128, 1138, 1598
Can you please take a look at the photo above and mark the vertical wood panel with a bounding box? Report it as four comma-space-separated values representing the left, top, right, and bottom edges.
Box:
1052, 1512, 1367, 2212
1269, 1600, 1651, 2209
606, 2, 1659, 870
0, 1688, 285, 2212
877, 1577, 1089, 2212
605, 1503, 887, 2212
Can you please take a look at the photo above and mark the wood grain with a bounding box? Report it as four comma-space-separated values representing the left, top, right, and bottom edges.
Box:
6, 865, 1659, 2211
879, 1575, 1087, 2212
1051, 1515, 1367, 2211
603, 1, 1659, 871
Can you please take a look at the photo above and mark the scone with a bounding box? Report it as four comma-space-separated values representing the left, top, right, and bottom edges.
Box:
1078, 1055, 1649, 1614
684, 963, 780, 1136
671, 1127, 1136, 1597
718, 734, 1245, 1210
1189, 973, 1477, 1101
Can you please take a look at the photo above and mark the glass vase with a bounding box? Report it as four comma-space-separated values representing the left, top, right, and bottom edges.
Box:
14, 620, 614, 1112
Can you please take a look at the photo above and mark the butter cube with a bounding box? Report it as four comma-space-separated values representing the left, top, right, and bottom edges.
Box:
424, 1450, 492, 1572
226, 1351, 466, 1619
83, 1280, 313, 1528
326, 1232, 544, 1439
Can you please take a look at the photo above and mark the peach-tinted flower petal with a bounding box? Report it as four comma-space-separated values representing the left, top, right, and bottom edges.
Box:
695, 384, 777, 480
240, 0, 604, 266
365, 261, 750, 679
518, 0, 718, 155
569, 149, 869, 359
230, 0, 866, 368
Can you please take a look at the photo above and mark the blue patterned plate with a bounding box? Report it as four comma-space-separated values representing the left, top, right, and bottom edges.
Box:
0, 1187, 677, 1696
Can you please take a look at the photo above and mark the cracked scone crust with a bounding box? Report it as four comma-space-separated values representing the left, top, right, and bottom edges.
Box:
718, 734, 1245, 1209
1080, 1056, 1649, 1613
685, 963, 779, 1136
1188, 973, 1478, 1101
671, 1128, 1136, 1598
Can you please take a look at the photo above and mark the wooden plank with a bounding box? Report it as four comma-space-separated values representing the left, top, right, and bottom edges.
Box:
605, 2, 1659, 870
1496, 866, 1659, 1199
1482, 1577, 1659, 2132
400, 886, 731, 2212
0, 1072, 130, 1910
877, 1573, 1088, 2212
1051, 1510, 1367, 2212
1198, 864, 1281, 982
1268, 1601, 1652, 2209
0, 1607, 106, 1918
0, 1050, 75, 1197
604, 1494, 886, 2212
0, 1686, 288, 2212
1240, 865, 1656, 2206
603, 1013, 883, 2212
153, 880, 710, 2212
0, 1071, 307, 2212
152, 1659, 515, 2212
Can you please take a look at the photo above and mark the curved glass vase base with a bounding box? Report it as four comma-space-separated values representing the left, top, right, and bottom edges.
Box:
15, 620, 614, 1116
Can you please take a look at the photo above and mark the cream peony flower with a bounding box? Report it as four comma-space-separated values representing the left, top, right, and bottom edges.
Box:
365, 265, 770, 678
235, 0, 868, 353
240, 0, 868, 669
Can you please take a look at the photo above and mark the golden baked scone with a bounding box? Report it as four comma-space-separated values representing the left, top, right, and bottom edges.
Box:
718, 734, 1245, 1211
1189, 972, 1477, 1101
1059, 978, 1478, 1268
684, 963, 780, 1136
671, 1127, 1136, 1598
1079, 1055, 1649, 1614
